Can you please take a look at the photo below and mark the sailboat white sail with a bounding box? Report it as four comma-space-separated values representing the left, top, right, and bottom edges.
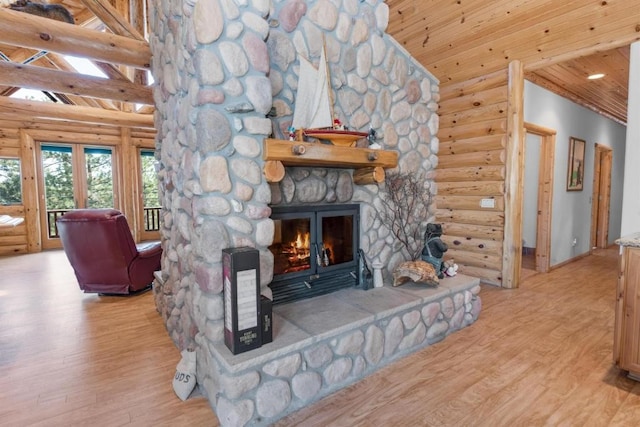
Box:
291, 47, 333, 131
290, 42, 369, 146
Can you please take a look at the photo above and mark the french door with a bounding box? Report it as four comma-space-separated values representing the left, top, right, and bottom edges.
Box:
37, 143, 117, 249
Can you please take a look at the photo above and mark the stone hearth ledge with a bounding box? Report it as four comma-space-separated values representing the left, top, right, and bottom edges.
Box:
190, 274, 481, 426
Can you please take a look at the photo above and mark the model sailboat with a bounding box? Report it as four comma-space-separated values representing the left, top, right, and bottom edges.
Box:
291, 43, 368, 147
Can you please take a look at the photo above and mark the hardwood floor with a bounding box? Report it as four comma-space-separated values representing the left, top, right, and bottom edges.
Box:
0, 250, 217, 426
276, 247, 640, 426
1, 247, 638, 426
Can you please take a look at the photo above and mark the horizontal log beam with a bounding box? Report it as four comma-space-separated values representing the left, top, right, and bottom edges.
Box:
436, 209, 505, 227
446, 247, 502, 271
0, 146, 20, 157
436, 194, 504, 211
439, 118, 507, 142
0, 61, 152, 104
441, 234, 503, 257
80, 0, 145, 41
442, 222, 504, 241
435, 165, 505, 182
439, 135, 506, 156
438, 149, 505, 169
437, 180, 504, 196
0, 8, 150, 69
438, 86, 508, 117
24, 129, 121, 145
440, 69, 509, 99
0, 244, 28, 256
0, 96, 154, 128
439, 102, 508, 130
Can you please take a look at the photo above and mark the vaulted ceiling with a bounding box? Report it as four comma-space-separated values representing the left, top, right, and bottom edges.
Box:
0, 1, 637, 126
387, 0, 640, 125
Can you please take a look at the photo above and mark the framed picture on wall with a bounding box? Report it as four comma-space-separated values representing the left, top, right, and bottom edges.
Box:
567, 137, 586, 191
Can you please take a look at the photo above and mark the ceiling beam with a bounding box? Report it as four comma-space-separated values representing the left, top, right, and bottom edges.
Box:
0, 8, 151, 70
80, 0, 145, 40
0, 61, 153, 104
0, 96, 154, 128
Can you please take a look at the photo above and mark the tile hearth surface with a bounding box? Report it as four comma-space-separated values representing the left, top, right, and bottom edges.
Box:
211, 274, 479, 373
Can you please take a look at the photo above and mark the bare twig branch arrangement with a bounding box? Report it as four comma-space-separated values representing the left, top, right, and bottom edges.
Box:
378, 171, 431, 261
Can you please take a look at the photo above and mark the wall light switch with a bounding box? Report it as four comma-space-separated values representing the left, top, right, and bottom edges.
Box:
480, 198, 496, 209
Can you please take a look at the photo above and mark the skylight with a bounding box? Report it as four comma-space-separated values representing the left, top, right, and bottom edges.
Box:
10, 88, 55, 102
63, 55, 107, 78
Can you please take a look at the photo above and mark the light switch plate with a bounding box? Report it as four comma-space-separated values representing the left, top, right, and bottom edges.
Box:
480, 198, 496, 208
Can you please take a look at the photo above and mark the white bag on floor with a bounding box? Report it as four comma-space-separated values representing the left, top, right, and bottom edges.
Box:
173, 349, 196, 401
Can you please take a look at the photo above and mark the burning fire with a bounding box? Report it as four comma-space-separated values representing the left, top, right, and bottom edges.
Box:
293, 231, 310, 255
289, 231, 310, 261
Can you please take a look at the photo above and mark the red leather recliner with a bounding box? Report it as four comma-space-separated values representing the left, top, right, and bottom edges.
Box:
57, 209, 162, 294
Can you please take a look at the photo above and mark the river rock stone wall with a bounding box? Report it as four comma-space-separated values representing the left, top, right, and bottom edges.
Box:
202, 278, 481, 426
268, 0, 440, 282
148, 0, 440, 425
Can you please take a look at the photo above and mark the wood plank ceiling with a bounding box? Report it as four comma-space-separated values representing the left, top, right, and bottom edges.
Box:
0, 1, 634, 125
387, 0, 638, 125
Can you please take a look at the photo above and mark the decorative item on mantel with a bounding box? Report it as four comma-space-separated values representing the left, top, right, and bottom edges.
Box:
290, 36, 368, 147
378, 173, 455, 287
421, 223, 449, 279
393, 260, 439, 287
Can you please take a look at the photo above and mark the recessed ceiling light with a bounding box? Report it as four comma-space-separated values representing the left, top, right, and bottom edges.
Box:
588, 73, 605, 80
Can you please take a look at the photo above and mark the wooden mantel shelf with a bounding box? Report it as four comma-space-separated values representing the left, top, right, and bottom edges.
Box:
263, 138, 398, 168
262, 138, 398, 184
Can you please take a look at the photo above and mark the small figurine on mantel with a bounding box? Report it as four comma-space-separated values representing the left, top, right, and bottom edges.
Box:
367, 126, 381, 150
287, 126, 296, 141
333, 114, 345, 130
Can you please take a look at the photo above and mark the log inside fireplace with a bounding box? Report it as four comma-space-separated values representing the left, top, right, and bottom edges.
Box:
268, 204, 360, 305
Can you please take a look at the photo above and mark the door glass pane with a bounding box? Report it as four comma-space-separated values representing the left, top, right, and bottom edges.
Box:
321, 214, 354, 266
269, 217, 311, 275
41, 144, 74, 238
140, 150, 160, 231
84, 147, 113, 208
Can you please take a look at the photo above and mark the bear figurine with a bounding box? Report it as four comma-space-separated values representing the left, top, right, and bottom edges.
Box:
421, 223, 448, 279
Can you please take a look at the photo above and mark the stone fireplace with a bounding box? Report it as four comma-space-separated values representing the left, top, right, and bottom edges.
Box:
148, 1, 480, 426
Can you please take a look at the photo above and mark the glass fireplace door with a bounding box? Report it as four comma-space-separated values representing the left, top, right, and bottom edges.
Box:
317, 209, 356, 271
268, 204, 360, 305
270, 212, 316, 278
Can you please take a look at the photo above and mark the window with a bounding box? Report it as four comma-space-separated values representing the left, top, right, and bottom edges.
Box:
140, 150, 160, 232
0, 158, 22, 205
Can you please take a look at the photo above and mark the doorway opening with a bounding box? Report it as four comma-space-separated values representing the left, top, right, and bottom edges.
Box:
522, 122, 556, 276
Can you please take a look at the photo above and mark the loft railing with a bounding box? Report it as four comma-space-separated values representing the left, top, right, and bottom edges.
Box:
47, 209, 69, 238
144, 207, 161, 232
46, 206, 161, 238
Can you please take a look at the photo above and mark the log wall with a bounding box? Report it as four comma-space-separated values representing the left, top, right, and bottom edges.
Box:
436, 69, 510, 286
0, 117, 156, 256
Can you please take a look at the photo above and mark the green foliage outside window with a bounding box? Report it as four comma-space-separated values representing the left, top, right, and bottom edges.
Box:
41, 145, 114, 210
141, 150, 159, 208
0, 158, 22, 205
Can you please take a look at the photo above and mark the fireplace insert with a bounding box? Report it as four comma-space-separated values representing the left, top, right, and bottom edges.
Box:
268, 204, 359, 305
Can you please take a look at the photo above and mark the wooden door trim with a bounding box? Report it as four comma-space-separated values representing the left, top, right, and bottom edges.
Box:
524, 122, 556, 273
18, 130, 41, 253
502, 60, 525, 288
590, 144, 612, 249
